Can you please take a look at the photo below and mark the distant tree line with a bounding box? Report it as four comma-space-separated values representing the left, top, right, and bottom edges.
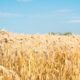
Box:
48, 32, 73, 35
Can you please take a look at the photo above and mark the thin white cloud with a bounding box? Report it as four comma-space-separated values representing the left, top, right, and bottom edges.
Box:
56, 9, 72, 13
0, 12, 23, 17
55, 9, 73, 16
68, 16, 80, 23
69, 19, 80, 23
17, 0, 32, 2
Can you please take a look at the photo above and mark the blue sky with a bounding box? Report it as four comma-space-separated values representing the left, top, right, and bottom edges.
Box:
0, 0, 80, 34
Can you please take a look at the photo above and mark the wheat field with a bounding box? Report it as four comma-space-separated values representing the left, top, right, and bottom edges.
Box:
0, 30, 80, 80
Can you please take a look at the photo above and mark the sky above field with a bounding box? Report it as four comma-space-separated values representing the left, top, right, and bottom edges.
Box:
0, 0, 80, 34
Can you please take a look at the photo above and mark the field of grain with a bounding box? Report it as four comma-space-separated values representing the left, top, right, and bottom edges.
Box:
0, 30, 80, 80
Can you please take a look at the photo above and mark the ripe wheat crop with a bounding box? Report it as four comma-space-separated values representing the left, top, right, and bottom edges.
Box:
0, 30, 80, 80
